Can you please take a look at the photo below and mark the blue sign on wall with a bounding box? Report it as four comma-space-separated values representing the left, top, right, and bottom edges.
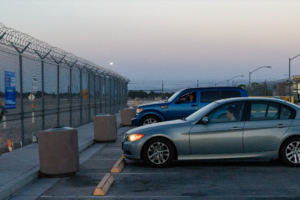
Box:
5, 71, 16, 109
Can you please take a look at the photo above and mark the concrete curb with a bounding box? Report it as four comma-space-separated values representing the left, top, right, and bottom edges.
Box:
0, 122, 123, 200
0, 166, 39, 200
0, 138, 95, 200
93, 173, 114, 196
78, 138, 94, 153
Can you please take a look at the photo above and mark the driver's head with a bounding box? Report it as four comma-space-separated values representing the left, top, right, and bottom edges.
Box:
226, 106, 236, 119
190, 94, 194, 100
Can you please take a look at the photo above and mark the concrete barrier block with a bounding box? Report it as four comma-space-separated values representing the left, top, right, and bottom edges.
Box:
93, 173, 114, 196
111, 157, 125, 173
93, 115, 117, 142
38, 127, 79, 176
120, 108, 135, 126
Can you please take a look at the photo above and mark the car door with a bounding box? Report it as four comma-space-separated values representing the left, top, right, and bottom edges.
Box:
167, 90, 199, 120
190, 102, 246, 154
243, 101, 295, 153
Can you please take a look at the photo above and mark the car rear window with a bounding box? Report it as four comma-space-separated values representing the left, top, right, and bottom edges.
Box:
201, 91, 221, 102
201, 90, 241, 103
221, 90, 241, 99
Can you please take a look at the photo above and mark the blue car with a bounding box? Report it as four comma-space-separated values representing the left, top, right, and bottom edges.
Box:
131, 87, 248, 126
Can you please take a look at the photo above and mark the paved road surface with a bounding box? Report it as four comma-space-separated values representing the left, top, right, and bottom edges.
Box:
10, 126, 300, 200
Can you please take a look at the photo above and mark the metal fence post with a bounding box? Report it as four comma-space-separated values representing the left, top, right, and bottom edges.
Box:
117, 79, 119, 111
41, 60, 45, 130
99, 75, 101, 114
57, 64, 60, 127
110, 77, 112, 114
88, 72, 91, 122
162, 80, 164, 99
80, 69, 82, 125
69, 66, 72, 127
19, 54, 24, 145
94, 73, 96, 116
114, 78, 116, 113
104, 76, 106, 114
126, 82, 128, 108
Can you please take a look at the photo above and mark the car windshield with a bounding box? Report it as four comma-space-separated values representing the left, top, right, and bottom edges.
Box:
167, 91, 181, 102
186, 102, 218, 121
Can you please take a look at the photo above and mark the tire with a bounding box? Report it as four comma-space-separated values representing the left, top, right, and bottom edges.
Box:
140, 115, 160, 126
142, 138, 175, 168
280, 137, 300, 167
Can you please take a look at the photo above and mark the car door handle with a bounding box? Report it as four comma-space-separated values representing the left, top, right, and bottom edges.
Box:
275, 124, 287, 128
230, 127, 242, 130
191, 105, 197, 107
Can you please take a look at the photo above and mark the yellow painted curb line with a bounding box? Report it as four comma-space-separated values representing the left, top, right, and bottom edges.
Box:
93, 173, 114, 196
111, 157, 125, 173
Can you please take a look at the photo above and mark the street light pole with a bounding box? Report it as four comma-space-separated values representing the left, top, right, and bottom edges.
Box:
227, 75, 244, 86
249, 72, 251, 86
215, 75, 244, 87
249, 66, 271, 86
289, 54, 300, 100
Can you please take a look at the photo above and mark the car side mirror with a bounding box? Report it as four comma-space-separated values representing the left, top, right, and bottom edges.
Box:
201, 116, 209, 124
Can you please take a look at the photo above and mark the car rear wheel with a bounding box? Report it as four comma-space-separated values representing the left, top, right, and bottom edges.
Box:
280, 137, 300, 167
140, 115, 160, 126
143, 138, 174, 168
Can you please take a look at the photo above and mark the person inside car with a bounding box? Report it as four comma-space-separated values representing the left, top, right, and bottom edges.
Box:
189, 94, 195, 103
226, 106, 238, 121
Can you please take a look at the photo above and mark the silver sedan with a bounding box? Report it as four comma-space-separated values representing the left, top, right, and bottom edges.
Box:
122, 97, 300, 167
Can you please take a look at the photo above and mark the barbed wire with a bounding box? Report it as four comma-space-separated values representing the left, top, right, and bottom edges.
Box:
0, 22, 130, 82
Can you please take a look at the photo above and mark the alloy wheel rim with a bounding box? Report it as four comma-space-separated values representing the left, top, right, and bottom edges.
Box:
147, 142, 170, 165
143, 118, 157, 125
285, 141, 300, 163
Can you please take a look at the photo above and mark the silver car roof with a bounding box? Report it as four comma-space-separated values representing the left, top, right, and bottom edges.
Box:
214, 97, 300, 110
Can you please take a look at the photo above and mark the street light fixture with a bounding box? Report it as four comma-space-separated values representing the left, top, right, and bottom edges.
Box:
226, 75, 244, 86
215, 80, 227, 86
289, 54, 300, 99
215, 75, 244, 86
249, 66, 271, 86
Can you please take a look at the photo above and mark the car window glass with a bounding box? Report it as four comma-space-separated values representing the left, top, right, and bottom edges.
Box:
250, 102, 279, 121
280, 106, 292, 119
168, 91, 181, 102
209, 103, 245, 123
201, 91, 220, 102
176, 92, 197, 103
221, 90, 241, 99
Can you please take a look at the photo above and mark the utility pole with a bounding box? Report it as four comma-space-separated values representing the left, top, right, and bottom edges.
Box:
162, 80, 164, 99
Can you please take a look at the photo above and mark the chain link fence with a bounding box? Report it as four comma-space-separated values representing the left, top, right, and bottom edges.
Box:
0, 23, 129, 154
128, 78, 300, 105
245, 79, 289, 97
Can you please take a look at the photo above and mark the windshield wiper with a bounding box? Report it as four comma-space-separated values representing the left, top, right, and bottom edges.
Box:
182, 117, 186, 121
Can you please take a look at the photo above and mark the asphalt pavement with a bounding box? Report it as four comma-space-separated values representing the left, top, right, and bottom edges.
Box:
8, 125, 300, 200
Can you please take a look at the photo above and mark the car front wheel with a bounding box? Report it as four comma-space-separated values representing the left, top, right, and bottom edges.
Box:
142, 138, 174, 168
140, 115, 160, 126
280, 137, 300, 167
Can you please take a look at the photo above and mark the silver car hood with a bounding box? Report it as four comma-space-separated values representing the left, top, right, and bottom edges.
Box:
127, 119, 191, 134
138, 101, 168, 107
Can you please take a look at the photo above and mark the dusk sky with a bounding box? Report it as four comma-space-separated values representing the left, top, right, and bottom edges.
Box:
1, 0, 300, 83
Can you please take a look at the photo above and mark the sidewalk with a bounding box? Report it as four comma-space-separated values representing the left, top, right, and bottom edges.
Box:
0, 113, 121, 200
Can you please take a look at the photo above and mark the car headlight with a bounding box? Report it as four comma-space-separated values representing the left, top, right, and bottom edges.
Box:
136, 108, 143, 114
128, 133, 145, 141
